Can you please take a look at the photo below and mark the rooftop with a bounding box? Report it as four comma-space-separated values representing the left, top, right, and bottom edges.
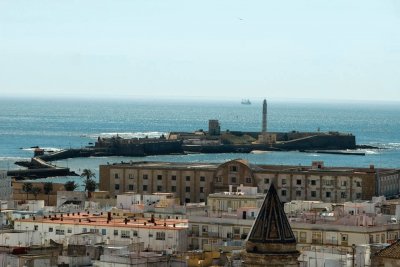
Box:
16, 213, 188, 230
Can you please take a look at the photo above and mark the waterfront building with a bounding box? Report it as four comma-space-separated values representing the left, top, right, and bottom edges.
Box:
99, 159, 400, 204
208, 119, 221, 136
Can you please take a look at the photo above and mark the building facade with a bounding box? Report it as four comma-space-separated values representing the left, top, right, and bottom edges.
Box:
15, 213, 188, 253
99, 159, 400, 204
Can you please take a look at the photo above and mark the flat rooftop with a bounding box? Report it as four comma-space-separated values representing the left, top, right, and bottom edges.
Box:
16, 213, 188, 230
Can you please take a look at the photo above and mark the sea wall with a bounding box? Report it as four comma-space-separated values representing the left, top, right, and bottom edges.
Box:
276, 134, 356, 150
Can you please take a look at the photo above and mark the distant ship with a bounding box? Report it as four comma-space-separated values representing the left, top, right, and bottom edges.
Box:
241, 99, 251, 105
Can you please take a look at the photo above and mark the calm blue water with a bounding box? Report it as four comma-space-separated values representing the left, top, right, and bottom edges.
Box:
1, 98, 399, 187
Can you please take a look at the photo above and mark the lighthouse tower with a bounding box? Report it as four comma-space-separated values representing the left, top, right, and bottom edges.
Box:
262, 99, 267, 134
257, 99, 276, 144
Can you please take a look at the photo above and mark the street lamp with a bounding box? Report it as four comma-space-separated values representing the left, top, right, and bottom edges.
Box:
352, 244, 356, 267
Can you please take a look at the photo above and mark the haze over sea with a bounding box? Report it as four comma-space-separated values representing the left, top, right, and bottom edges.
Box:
1, 97, 399, 186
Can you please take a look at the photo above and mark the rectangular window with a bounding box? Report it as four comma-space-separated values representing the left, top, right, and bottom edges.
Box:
326, 192, 331, 198
281, 190, 287, 196
296, 190, 301, 197
121, 230, 130, 238
128, 173, 134, 179
300, 232, 306, 243
156, 232, 166, 240
128, 184, 134, 191
143, 185, 148, 191
245, 177, 252, 183
356, 181, 361, 187
264, 178, 270, 184
341, 181, 347, 186
133, 230, 138, 237
186, 176, 191, 181
82, 228, 87, 233
114, 173, 119, 179
186, 186, 190, 192
341, 192, 347, 198
341, 234, 348, 245
49, 227, 53, 232
282, 179, 287, 185
200, 176, 205, 182
311, 191, 317, 197
115, 184, 120, 190
67, 228, 72, 234
356, 193, 362, 199
230, 166, 237, 172
102, 229, 107, 235
171, 186, 176, 192
143, 174, 148, 180
310, 180, 316, 185
114, 230, 118, 236
296, 179, 302, 185
34, 225, 38, 231
200, 187, 204, 193
312, 232, 322, 244
231, 177, 237, 183
171, 175, 176, 180
157, 175, 162, 180
157, 185, 162, 192
56, 229, 65, 235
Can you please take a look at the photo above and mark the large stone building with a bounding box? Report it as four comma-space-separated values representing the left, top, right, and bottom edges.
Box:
99, 159, 400, 204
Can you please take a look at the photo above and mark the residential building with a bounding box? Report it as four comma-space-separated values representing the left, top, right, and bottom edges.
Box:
14, 212, 188, 253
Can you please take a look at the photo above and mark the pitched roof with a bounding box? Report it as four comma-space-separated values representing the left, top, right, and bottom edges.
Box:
247, 183, 296, 244
375, 240, 400, 259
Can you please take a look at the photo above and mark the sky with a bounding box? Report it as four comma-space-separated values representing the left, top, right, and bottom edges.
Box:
1, 0, 400, 101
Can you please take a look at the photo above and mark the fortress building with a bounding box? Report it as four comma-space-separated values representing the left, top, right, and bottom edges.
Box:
242, 183, 299, 266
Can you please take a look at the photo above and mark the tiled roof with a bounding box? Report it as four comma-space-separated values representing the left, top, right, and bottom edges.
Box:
247, 183, 296, 244
375, 240, 400, 259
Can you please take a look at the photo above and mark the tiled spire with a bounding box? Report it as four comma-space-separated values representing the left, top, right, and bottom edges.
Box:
247, 183, 296, 244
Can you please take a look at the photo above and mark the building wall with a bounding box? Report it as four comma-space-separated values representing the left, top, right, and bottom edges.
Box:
15, 219, 188, 252
100, 164, 215, 204
12, 181, 66, 206
0, 170, 12, 200
100, 160, 400, 204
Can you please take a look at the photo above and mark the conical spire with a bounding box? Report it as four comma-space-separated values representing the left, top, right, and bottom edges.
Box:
246, 183, 296, 252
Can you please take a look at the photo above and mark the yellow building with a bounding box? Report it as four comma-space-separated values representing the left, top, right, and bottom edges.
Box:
99, 159, 400, 204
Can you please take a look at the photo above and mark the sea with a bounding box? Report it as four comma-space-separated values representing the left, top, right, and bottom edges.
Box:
1, 97, 399, 189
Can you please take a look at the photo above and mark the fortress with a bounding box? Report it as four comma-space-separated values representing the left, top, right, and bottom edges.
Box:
12, 99, 359, 178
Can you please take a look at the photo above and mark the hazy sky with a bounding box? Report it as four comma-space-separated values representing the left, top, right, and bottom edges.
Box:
1, 0, 400, 101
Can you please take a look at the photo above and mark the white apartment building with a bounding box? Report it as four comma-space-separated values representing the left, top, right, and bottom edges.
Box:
15, 213, 188, 253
